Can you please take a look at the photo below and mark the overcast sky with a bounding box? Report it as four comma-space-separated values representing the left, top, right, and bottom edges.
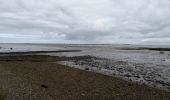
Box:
0, 0, 170, 44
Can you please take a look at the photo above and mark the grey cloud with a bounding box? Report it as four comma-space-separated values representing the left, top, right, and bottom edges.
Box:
0, 0, 170, 43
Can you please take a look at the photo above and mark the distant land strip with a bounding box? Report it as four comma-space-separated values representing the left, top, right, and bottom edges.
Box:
118, 47, 170, 51
0, 55, 94, 62
0, 50, 81, 55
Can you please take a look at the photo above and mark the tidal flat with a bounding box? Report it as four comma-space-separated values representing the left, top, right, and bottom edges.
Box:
0, 43, 170, 100
0, 59, 170, 100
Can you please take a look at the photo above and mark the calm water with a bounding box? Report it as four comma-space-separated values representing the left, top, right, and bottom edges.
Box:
0, 43, 170, 64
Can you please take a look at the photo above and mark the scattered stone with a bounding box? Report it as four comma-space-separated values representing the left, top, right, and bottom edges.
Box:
6, 59, 10, 62
159, 51, 164, 54
161, 59, 166, 61
41, 84, 48, 88
85, 67, 89, 71
124, 74, 131, 77
81, 93, 85, 96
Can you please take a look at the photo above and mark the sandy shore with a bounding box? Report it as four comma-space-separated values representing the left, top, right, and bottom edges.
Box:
0, 54, 170, 100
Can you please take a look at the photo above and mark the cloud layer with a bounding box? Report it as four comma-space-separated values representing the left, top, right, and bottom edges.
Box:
0, 0, 170, 44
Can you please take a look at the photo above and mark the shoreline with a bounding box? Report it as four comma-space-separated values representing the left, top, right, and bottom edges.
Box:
0, 52, 169, 91
0, 49, 170, 99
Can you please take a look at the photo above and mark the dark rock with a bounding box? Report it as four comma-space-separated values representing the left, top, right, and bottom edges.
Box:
124, 74, 131, 77
159, 51, 164, 54
41, 84, 48, 88
85, 67, 89, 70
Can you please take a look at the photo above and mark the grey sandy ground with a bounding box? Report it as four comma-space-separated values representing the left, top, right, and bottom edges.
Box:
0, 61, 170, 100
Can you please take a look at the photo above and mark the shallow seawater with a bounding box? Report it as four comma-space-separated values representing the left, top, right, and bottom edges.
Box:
0, 43, 66, 52
1, 43, 170, 65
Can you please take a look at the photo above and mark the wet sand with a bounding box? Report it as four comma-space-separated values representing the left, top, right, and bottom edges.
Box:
0, 54, 170, 100
1, 44, 170, 99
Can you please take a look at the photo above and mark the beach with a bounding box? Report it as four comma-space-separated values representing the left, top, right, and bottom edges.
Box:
0, 43, 170, 100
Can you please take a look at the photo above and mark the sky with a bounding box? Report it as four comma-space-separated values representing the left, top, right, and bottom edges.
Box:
0, 0, 170, 44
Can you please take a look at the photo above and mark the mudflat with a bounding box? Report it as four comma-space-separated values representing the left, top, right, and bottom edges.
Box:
0, 57, 170, 100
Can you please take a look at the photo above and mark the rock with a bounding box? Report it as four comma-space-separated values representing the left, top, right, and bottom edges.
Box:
159, 51, 164, 54
41, 84, 48, 88
81, 93, 85, 96
85, 67, 89, 71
